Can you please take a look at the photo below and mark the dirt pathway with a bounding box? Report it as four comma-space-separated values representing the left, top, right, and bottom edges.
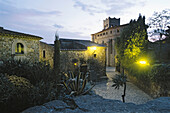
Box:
93, 67, 152, 104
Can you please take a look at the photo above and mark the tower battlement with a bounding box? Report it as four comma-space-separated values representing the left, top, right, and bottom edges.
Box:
103, 17, 120, 29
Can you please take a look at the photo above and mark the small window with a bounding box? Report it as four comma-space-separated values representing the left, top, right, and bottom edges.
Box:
94, 54, 97, 58
100, 34, 102, 36
15, 43, 24, 54
110, 31, 112, 34
102, 41, 104, 45
110, 39, 112, 54
106, 32, 108, 35
43, 50, 46, 58
103, 33, 105, 35
98, 35, 99, 37
117, 29, 119, 33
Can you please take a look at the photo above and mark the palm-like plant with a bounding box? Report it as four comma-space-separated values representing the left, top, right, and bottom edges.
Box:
62, 71, 95, 96
112, 74, 127, 103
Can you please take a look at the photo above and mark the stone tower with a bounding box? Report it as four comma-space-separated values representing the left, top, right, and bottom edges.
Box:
103, 17, 120, 29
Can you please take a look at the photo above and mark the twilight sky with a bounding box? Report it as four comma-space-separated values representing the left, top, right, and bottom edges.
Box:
0, 0, 169, 43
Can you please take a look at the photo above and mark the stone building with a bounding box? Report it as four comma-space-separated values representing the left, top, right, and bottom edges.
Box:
40, 38, 106, 81
39, 41, 54, 67
91, 17, 128, 66
0, 26, 106, 81
0, 27, 42, 63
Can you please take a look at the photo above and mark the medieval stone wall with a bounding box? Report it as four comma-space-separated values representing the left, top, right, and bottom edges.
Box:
39, 42, 54, 67
0, 35, 40, 63
39, 42, 106, 81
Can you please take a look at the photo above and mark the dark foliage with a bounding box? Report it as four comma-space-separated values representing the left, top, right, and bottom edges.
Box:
112, 74, 127, 102
0, 60, 60, 113
0, 60, 54, 85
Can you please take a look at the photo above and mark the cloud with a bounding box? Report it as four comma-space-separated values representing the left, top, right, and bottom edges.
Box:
0, 2, 62, 43
101, 0, 146, 15
0, 3, 61, 17
73, 0, 146, 15
59, 30, 90, 40
53, 24, 64, 29
73, 0, 104, 15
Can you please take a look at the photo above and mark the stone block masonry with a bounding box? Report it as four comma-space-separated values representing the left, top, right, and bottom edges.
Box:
0, 35, 40, 63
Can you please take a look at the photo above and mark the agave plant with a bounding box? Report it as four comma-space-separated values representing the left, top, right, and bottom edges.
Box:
62, 71, 95, 96
112, 74, 127, 103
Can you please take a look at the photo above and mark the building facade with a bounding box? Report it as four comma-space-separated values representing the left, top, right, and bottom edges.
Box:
40, 39, 106, 81
0, 27, 42, 63
0, 26, 106, 81
91, 17, 128, 66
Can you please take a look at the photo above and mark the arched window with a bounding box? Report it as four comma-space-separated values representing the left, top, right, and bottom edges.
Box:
15, 43, 24, 54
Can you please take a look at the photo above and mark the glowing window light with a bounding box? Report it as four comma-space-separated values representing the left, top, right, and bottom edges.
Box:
93, 47, 96, 50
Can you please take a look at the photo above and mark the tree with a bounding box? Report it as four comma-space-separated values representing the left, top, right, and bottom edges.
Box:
148, 9, 170, 61
54, 31, 61, 82
148, 9, 170, 41
115, 14, 148, 70
114, 14, 148, 102
112, 74, 127, 103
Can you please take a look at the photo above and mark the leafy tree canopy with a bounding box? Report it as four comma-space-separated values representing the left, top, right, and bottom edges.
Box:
115, 14, 148, 68
148, 9, 170, 40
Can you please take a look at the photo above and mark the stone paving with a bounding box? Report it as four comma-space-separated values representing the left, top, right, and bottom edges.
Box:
93, 67, 153, 104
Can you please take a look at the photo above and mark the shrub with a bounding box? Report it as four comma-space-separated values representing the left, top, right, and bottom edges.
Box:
0, 74, 33, 113
0, 60, 54, 85
30, 81, 59, 105
150, 64, 170, 84
87, 58, 105, 80
127, 63, 170, 97
62, 71, 95, 96
0, 60, 60, 112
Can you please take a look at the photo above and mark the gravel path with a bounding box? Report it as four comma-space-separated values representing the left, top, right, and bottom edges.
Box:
93, 67, 153, 104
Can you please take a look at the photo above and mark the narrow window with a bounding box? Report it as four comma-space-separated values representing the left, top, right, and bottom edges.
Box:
15, 43, 24, 54
110, 31, 112, 34
117, 29, 119, 33
94, 54, 97, 58
106, 32, 108, 35
43, 50, 46, 58
110, 39, 112, 54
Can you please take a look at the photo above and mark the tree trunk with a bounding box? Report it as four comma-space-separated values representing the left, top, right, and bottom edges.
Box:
159, 33, 162, 62
122, 82, 126, 103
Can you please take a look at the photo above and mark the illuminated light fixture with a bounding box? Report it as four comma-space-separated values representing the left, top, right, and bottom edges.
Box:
74, 63, 77, 66
92, 47, 96, 50
139, 61, 146, 64
138, 60, 149, 65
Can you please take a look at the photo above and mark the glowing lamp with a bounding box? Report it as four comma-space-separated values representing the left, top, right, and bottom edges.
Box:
92, 47, 96, 50
74, 63, 77, 66
139, 61, 146, 64
138, 59, 149, 66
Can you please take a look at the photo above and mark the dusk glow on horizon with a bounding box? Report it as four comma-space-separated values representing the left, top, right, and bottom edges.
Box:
0, 0, 169, 43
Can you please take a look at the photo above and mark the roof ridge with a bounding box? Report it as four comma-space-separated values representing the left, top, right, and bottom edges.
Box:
0, 26, 42, 39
